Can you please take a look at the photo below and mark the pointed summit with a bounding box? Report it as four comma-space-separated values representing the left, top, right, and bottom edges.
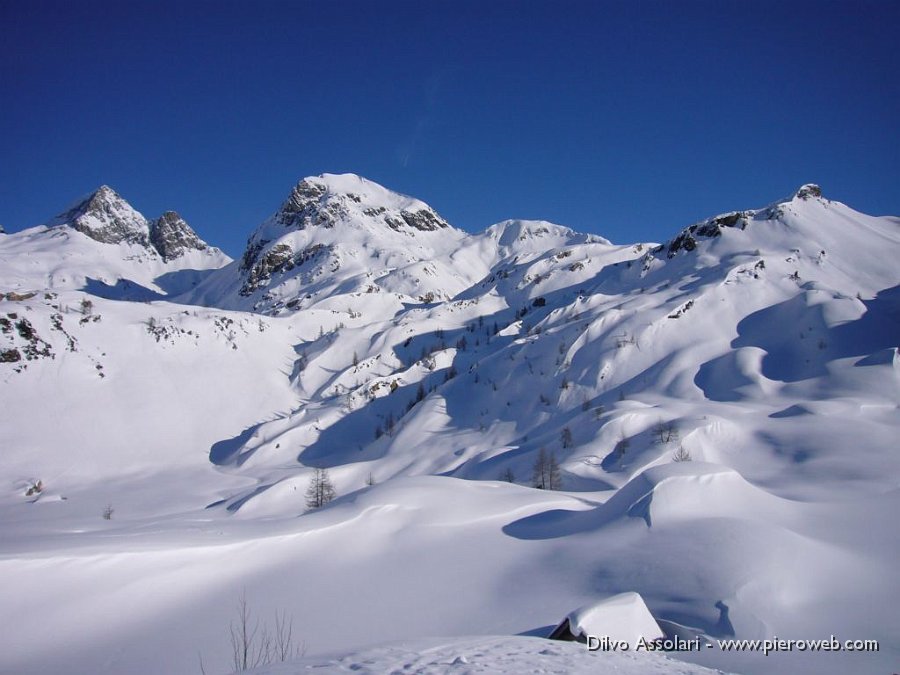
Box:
149, 211, 209, 262
47, 185, 150, 246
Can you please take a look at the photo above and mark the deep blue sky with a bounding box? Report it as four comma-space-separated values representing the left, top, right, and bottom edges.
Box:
2, 0, 898, 256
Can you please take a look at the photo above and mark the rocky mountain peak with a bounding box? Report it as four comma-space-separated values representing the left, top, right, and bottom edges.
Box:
794, 184, 823, 201
149, 211, 209, 261
47, 185, 150, 246
273, 173, 449, 233
238, 175, 455, 297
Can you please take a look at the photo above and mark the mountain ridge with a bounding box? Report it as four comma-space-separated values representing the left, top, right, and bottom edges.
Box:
1, 177, 898, 675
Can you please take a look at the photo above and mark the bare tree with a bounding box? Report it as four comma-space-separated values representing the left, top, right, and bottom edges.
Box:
500, 467, 516, 483
549, 453, 562, 490
231, 591, 266, 671
272, 609, 303, 663
532, 448, 562, 490
651, 419, 679, 445
228, 591, 305, 672
305, 468, 336, 509
561, 426, 574, 449
614, 432, 630, 456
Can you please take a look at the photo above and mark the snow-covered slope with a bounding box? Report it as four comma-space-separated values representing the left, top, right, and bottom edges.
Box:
246, 635, 725, 674
1, 180, 898, 675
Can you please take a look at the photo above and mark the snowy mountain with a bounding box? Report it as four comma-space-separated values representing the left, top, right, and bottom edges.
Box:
1, 178, 898, 675
182, 174, 620, 317
149, 210, 214, 262
47, 184, 153, 246
183, 174, 481, 315
0, 186, 230, 298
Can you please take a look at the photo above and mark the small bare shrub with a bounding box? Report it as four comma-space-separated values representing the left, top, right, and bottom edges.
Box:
672, 445, 692, 462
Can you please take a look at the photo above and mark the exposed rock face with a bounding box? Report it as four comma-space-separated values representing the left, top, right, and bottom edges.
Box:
795, 184, 823, 200
44, 187, 221, 266
240, 243, 294, 295
385, 208, 447, 232
271, 177, 449, 234
149, 211, 208, 261
240, 243, 330, 296
274, 179, 338, 230
665, 211, 751, 257
661, 184, 822, 259
48, 185, 151, 246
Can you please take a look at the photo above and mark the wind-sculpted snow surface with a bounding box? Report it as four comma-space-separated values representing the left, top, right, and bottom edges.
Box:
244, 635, 726, 674
0, 179, 898, 674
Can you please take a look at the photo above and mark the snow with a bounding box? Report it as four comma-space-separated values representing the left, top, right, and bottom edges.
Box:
1, 179, 899, 674
244, 635, 724, 674
558, 592, 664, 644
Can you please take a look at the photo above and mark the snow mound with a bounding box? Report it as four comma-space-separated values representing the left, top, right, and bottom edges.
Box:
549, 592, 664, 644
484, 219, 611, 258
604, 462, 788, 528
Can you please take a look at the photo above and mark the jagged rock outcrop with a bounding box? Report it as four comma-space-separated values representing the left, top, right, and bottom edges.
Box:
660, 185, 827, 258
664, 210, 752, 257
149, 211, 209, 261
268, 176, 450, 235
795, 183, 822, 200
44, 186, 221, 267
47, 185, 151, 246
